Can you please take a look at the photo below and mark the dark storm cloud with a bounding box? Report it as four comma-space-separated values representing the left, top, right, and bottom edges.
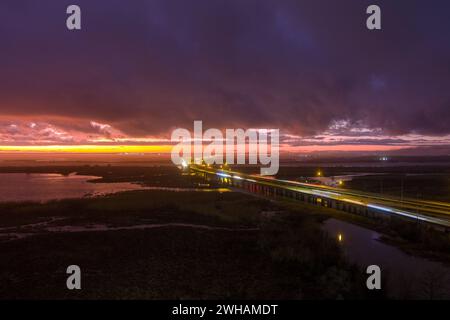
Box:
0, 0, 449, 137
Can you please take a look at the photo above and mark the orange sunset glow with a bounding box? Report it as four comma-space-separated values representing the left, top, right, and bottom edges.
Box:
0, 145, 173, 154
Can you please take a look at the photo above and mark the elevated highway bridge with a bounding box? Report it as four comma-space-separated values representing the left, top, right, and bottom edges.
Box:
188, 164, 450, 231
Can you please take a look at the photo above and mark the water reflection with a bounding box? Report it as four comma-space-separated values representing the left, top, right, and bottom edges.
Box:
0, 173, 146, 203
323, 218, 450, 299
0, 173, 231, 203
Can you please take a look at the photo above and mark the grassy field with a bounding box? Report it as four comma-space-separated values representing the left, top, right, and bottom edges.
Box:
0, 189, 376, 299
345, 174, 450, 202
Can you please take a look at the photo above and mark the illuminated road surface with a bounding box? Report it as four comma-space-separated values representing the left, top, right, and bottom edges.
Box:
191, 165, 450, 229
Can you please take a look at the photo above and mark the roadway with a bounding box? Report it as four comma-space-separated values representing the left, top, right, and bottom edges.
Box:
190, 164, 450, 229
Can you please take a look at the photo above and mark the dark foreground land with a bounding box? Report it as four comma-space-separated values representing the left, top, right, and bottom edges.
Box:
0, 165, 449, 299
0, 190, 373, 299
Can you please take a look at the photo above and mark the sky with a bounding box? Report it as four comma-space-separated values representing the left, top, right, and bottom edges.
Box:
0, 0, 450, 155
